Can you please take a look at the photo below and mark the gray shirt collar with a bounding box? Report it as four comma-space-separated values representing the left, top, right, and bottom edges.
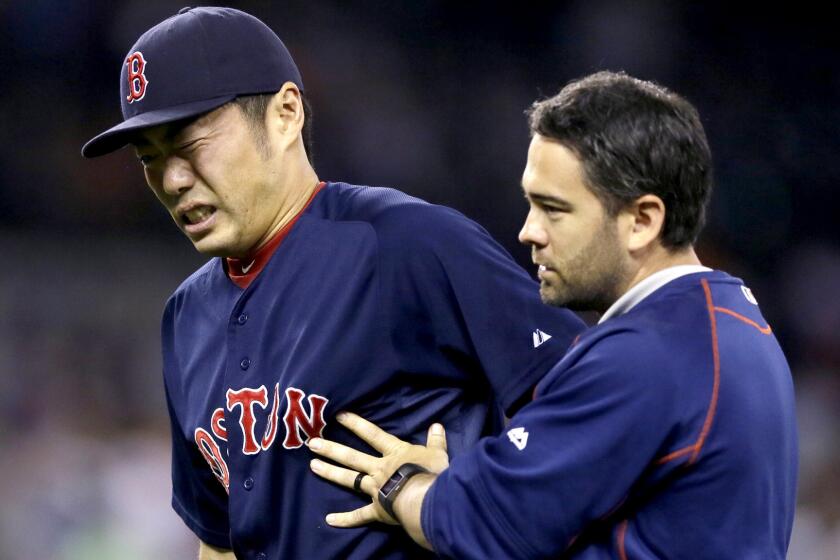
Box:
598, 265, 712, 325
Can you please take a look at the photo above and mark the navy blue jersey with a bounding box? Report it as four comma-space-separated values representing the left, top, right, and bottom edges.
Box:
162, 182, 585, 558
422, 270, 798, 559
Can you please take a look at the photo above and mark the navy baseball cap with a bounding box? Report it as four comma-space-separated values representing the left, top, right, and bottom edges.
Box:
82, 6, 303, 158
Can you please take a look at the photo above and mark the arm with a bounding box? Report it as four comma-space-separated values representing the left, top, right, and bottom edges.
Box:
391, 472, 436, 549
163, 302, 232, 550
375, 203, 585, 414
199, 540, 236, 560
419, 333, 678, 559
310, 332, 679, 558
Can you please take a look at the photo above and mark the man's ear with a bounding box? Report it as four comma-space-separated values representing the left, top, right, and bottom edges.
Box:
266, 82, 304, 140
625, 194, 666, 253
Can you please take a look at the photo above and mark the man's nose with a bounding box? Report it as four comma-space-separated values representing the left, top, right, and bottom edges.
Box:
162, 156, 195, 196
518, 210, 547, 247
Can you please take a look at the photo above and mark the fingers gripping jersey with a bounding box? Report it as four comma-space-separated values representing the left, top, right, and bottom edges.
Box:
161, 182, 586, 559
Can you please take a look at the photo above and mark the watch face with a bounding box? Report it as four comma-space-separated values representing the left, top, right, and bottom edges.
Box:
380, 471, 402, 496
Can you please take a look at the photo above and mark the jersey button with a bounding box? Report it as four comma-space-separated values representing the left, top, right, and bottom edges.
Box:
240, 358, 251, 370
256, 554, 267, 560
237, 312, 248, 325
243, 477, 254, 490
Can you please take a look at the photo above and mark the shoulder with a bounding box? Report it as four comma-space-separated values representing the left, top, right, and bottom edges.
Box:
539, 274, 729, 396
697, 270, 767, 317
568, 321, 673, 374
164, 259, 221, 316
316, 181, 485, 251
645, 269, 740, 309
314, 181, 430, 226
540, 318, 681, 401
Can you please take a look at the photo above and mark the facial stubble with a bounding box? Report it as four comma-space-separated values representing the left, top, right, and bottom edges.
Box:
541, 216, 630, 313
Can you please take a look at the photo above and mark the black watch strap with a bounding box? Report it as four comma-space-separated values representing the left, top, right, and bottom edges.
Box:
378, 463, 430, 520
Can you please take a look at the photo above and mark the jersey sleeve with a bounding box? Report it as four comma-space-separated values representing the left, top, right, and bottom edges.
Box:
162, 300, 231, 549
421, 328, 679, 559
377, 203, 585, 413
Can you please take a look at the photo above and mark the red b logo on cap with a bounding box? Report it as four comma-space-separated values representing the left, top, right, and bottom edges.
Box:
125, 51, 149, 103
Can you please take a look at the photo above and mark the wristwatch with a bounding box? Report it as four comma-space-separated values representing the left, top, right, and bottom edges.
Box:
378, 463, 430, 520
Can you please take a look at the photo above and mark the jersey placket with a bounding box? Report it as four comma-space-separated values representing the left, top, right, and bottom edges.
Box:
224, 288, 269, 558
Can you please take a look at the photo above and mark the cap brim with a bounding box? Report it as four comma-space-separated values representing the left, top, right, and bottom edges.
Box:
81, 94, 238, 158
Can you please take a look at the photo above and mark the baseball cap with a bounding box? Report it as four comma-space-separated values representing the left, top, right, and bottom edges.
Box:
82, 6, 303, 158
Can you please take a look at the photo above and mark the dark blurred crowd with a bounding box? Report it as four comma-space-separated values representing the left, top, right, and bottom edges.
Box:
1, 2, 837, 558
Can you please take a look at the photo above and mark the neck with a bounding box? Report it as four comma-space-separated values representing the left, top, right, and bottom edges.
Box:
251, 162, 320, 255
619, 244, 702, 296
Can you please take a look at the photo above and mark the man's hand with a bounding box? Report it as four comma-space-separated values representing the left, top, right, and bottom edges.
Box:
307, 412, 449, 530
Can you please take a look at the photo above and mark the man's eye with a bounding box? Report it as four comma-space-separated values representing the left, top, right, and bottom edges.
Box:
175, 139, 199, 153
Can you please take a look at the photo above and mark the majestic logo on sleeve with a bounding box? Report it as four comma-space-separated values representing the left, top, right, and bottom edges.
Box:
741, 285, 758, 305
125, 51, 149, 103
532, 329, 552, 348
194, 385, 329, 491
507, 426, 529, 450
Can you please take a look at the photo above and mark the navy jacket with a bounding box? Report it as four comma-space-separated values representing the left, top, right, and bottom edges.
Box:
424, 270, 798, 559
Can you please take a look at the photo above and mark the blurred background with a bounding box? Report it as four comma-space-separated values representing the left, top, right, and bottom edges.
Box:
1, 1, 837, 558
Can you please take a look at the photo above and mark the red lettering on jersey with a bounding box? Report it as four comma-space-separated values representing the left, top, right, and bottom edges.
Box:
125, 51, 149, 103
261, 383, 281, 451
282, 387, 329, 449
211, 407, 227, 441
195, 427, 230, 492
227, 386, 268, 455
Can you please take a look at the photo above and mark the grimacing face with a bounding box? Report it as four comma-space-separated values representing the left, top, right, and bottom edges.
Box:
134, 104, 281, 257
519, 134, 631, 312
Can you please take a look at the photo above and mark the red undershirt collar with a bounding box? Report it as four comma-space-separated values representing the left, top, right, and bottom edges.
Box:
226, 181, 326, 289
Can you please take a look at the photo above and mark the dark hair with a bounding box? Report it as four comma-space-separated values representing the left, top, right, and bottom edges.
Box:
527, 71, 712, 249
233, 92, 314, 164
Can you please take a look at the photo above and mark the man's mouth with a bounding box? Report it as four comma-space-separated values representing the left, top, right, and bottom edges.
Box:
181, 205, 216, 225
536, 263, 556, 282
177, 204, 218, 235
